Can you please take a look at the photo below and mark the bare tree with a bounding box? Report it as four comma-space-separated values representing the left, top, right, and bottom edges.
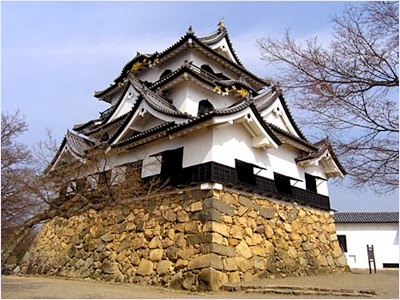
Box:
2, 122, 167, 266
257, 2, 399, 194
1, 111, 45, 254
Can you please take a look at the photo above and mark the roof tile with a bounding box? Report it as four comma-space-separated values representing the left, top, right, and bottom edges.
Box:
334, 212, 399, 223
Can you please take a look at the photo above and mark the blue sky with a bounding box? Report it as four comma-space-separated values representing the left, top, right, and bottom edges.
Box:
2, 1, 398, 212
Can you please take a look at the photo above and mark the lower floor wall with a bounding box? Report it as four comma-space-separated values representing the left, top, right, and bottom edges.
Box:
19, 188, 349, 291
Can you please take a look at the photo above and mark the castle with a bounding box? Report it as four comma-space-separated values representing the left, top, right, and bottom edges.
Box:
20, 22, 348, 290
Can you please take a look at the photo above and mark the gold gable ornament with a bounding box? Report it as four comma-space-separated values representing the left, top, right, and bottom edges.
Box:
237, 88, 249, 98
214, 86, 222, 94
131, 61, 142, 72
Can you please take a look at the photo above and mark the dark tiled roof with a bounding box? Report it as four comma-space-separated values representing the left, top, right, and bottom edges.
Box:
46, 130, 94, 173
95, 25, 270, 99
334, 212, 399, 223
267, 122, 318, 151
198, 24, 245, 68
65, 130, 94, 157
296, 138, 347, 175
126, 74, 188, 118
114, 121, 175, 147
149, 63, 258, 96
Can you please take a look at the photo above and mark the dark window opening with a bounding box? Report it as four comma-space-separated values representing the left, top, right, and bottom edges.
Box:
160, 147, 184, 184
198, 99, 215, 116
383, 263, 399, 268
337, 235, 347, 252
235, 159, 256, 186
201, 64, 215, 74
159, 69, 172, 79
274, 173, 293, 195
305, 173, 318, 193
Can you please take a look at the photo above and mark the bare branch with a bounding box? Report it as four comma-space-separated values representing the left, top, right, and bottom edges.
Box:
257, 2, 399, 193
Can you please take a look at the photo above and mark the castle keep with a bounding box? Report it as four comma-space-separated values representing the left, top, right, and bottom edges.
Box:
20, 22, 348, 290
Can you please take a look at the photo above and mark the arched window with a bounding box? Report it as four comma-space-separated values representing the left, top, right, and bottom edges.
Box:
200, 64, 215, 74
159, 69, 172, 79
198, 99, 214, 116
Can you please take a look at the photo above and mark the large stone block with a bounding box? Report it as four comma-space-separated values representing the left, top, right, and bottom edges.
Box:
100, 233, 115, 243
148, 236, 162, 249
178, 248, 197, 260
184, 222, 199, 234
235, 240, 253, 259
131, 237, 146, 250
163, 209, 177, 222
187, 253, 223, 271
259, 207, 275, 219
176, 210, 189, 223
157, 260, 173, 275
182, 272, 197, 291
221, 192, 240, 206
190, 201, 203, 212
332, 245, 343, 258
231, 225, 243, 239
102, 261, 119, 274
234, 257, 253, 272
203, 221, 229, 237
191, 208, 222, 222
223, 257, 237, 271
238, 196, 257, 209
136, 259, 154, 276
199, 267, 228, 291
169, 272, 183, 289
200, 243, 235, 257
149, 249, 163, 262
203, 197, 234, 216
264, 224, 274, 239
250, 246, 267, 257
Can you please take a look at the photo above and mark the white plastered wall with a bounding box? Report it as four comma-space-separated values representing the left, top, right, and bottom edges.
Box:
107, 117, 330, 196
168, 82, 238, 116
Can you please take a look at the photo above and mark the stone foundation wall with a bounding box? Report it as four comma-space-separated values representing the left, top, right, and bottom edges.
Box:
20, 188, 348, 290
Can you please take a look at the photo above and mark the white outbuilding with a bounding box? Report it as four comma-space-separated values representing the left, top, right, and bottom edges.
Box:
334, 212, 399, 270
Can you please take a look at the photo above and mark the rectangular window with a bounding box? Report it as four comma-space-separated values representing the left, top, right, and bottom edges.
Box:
274, 173, 293, 195
383, 263, 399, 268
235, 159, 256, 185
160, 147, 183, 183
305, 173, 317, 193
337, 235, 347, 252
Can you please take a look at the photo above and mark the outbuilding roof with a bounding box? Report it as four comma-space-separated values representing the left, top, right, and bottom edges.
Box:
334, 212, 399, 223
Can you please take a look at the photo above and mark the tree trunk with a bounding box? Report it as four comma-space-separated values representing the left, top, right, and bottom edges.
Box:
1, 212, 51, 267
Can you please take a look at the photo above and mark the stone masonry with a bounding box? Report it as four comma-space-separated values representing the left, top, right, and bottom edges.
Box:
19, 188, 349, 291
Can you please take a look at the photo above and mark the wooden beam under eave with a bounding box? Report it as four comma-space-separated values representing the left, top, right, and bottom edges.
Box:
251, 136, 272, 149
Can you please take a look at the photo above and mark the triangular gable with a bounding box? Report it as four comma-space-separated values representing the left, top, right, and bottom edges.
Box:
106, 84, 140, 123
213, 104, 280, 150
46, 131, 94, 173
168, 103, 281, 150
256, 88, 307, 141
198, 21, 244, 67
296, 139, 346, 179
108, 98, 188, 147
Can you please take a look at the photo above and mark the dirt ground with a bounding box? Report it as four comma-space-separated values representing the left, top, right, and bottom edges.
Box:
1, 269, 398, 299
